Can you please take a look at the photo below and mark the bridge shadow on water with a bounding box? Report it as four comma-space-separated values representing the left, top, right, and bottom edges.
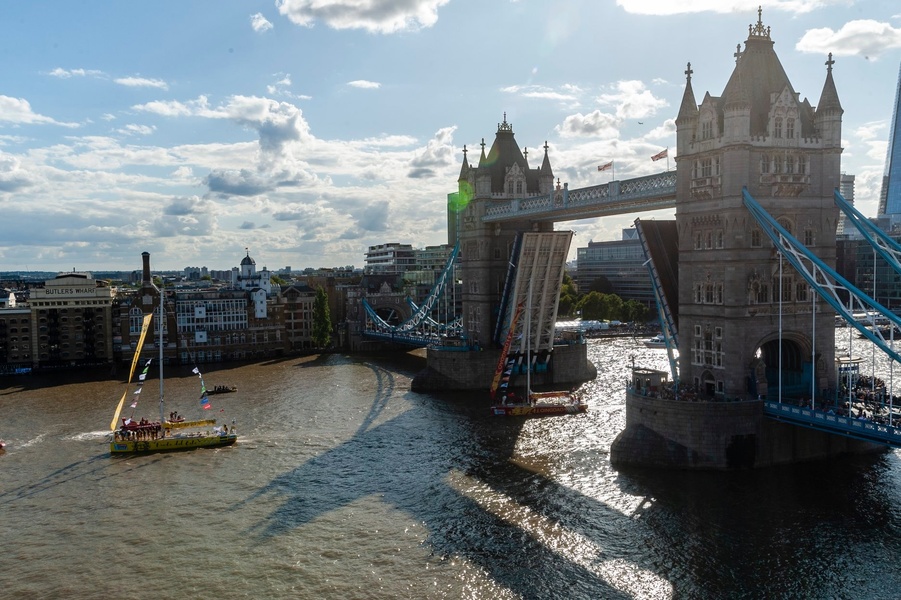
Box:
233, 361, 688, 598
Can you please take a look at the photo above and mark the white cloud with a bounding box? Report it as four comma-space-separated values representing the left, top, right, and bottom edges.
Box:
250, 12, 274, 33
48, 67, 103, 78
347, 80, 381, 89
277, 0, 450, 34
117, 124, 156, 136
598, 80, 668, 120
616, 0, 844, 16
0, 95, 79, 127
115, 76, 169, 90
796, 20, 901, 58
501, 84, 580, 104
556, 111, 620, 139
133, 95, 222, 118
0, 151, 33, 192
408, 126, 456, 178
854, 121, 887, 141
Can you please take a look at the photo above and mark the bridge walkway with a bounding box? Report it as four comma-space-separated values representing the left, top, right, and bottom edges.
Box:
764, 400, 901, 449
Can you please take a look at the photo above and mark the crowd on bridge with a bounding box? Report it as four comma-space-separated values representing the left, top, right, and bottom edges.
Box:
795, 374, 901, 427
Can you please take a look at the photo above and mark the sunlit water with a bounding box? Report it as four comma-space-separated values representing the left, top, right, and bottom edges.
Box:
2, 334, 901, 599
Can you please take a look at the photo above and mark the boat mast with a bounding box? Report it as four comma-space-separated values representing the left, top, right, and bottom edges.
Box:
157, 277, 165, 424
526, 278, 532, 399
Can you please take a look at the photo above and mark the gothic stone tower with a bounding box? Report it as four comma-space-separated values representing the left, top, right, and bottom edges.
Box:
457, 115, 556, 348
674, 10, 842, 399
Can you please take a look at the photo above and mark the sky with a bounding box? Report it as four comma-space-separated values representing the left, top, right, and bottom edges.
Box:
2, 0, 901, 272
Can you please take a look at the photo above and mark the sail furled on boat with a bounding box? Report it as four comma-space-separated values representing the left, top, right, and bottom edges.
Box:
110, 313, 153, 430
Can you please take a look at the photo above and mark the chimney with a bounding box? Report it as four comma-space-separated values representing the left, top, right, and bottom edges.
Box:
142, 252, 151, 283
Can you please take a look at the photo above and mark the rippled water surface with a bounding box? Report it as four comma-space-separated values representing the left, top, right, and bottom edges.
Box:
2, 336, 901, 599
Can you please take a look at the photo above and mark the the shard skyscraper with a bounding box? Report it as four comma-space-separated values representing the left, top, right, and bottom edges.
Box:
879, 62, 901, 219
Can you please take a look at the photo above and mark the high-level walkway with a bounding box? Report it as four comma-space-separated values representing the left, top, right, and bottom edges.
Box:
483, 171, 675, 223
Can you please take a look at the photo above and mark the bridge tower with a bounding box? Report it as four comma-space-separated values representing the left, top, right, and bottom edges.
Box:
457, 115, 556, 348
674, 9, 842, 400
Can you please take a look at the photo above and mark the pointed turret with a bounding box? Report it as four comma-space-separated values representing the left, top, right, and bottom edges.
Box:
815, 53, 843, 148
816, 53, 842, 114
539, 141, 554, 194
677, 62, 699, 124
676, 62, 699, 155
458, 144, 470, 181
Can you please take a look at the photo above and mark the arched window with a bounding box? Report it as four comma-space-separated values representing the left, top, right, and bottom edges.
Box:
786, 118, 795, 139
774, 117, 783, 138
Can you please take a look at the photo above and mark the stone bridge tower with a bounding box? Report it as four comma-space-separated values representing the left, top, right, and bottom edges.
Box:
457, 115, 556, 348
674, 9, 842, 399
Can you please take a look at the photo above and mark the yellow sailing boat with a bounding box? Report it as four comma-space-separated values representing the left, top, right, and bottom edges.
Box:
109, 252, 237, 454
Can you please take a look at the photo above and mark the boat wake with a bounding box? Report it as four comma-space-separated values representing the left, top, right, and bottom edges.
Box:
69, 430, 111, 442
17, 433, 45, 449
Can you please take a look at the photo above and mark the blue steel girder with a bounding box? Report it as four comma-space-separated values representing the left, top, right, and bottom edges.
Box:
742, 187, 901, 365
482, 171, 676, 223
834, 189, 901, 277
362, 241, 460, 345
764, 401, 901, 449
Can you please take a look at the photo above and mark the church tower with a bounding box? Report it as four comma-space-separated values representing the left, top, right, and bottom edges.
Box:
457, 115, 556, 348
675, 9, 842, 399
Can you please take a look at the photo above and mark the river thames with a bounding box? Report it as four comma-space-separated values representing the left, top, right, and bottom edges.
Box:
2, 335, 901, 599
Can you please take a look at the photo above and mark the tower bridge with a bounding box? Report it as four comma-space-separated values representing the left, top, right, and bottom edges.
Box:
398, 9, 900, 467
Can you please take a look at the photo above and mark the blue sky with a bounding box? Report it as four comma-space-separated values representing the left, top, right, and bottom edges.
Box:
2, 0, 901, 272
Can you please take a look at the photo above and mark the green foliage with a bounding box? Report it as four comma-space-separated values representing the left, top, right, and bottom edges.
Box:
312, 286, 332, 349
558, 273, 579, 317
576, 291, 605, 320
575, 291, 627, 321
622, 299, 650, 323
270, 274, 288, 286
587, 276, 613, 294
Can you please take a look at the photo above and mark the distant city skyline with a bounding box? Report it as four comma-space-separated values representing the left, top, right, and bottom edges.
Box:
2, 1, 900, 271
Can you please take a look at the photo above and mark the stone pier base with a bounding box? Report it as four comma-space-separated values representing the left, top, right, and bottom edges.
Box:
412, 343, 597, 392
611, 390, 883, 470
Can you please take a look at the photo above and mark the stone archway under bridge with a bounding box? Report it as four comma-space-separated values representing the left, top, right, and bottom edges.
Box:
752, 332, 822, 401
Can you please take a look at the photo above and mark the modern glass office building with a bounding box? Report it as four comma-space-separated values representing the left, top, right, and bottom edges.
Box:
879, 62, 901, 218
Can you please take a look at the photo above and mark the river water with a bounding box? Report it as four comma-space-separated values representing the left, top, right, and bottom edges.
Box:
2, 336, 901, 599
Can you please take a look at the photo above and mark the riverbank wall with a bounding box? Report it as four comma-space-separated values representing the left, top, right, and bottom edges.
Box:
611, 390, 882, 470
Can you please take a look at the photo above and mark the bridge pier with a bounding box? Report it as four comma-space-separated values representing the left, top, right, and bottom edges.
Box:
413, 342, 596, 392
611, 390, 883, 470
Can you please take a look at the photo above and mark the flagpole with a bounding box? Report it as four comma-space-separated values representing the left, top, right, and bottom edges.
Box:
666, 147, 670, 172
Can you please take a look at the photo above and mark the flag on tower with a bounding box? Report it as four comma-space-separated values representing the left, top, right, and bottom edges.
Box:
651, 148, 668, 161
597, 161, 613, 172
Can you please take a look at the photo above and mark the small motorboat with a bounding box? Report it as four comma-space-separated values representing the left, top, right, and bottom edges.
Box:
643, 334, 666, 348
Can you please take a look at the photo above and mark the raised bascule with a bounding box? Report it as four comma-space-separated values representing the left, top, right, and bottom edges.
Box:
369, 9, 901, 468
